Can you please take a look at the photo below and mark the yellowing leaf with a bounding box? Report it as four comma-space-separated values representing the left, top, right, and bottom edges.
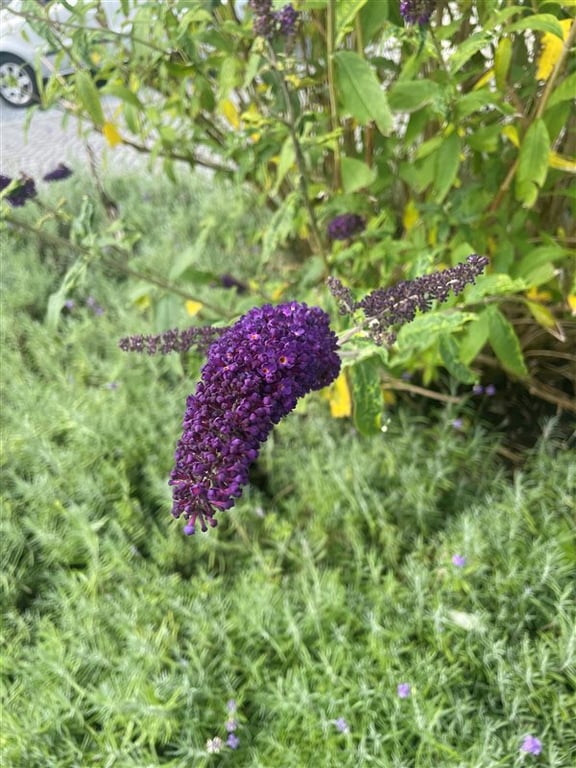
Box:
549, 151, 576, 173
220, 99, 240, 129
473, 67, 494, 90
427, 224, 438, 247
536, 18, 572, 80
502, 124, 520, 148
134, 294, 151, 311
185, 300, 203, 316
383, 390, 396, 405
568, 295, 576, 315
328, 372, 352, 418
525, 286, 553, 302
403, 199, 419, 231
103, 121, 122, 147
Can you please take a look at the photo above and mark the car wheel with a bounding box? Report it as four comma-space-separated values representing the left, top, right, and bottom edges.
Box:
0, 54, 39, 108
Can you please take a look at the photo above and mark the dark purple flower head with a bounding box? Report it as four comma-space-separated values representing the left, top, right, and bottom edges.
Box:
400, 0, 436, 25
1, 174, 37, 207
276, 4, 300, 36
170, 302, 341, 535
219, 274, 248, 294
327, 213, 365, 241
328, 254, 489, 345
42, 163, 73, 182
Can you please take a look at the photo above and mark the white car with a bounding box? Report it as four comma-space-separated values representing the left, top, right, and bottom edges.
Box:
0, 0, 124, 107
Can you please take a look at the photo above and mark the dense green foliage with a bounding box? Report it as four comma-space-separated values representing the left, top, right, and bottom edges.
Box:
1, 173, 575, 767
5, 0, 574, 420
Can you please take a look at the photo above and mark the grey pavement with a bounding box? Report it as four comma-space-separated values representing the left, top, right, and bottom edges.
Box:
0, 96, 146, 180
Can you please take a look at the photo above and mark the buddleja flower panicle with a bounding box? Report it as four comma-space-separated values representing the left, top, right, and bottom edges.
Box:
119, 326, 225, 356
327, 213, 366, 241
170, 302, 341, 534
328, 254, 489, 345
400, 0, 436, 25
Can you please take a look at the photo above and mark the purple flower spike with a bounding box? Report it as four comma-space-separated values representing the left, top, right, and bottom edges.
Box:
170, 302, 341, 535
276, 4, 300, 36
397, 682, 411, 698
400, 0, 436, 25
327, 213, 365, 241
249, 0, 275, 38
521, 735, 542, 756
42, 163, 73, 182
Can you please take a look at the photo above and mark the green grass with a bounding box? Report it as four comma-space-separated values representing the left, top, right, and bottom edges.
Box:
1, 173, 575, 768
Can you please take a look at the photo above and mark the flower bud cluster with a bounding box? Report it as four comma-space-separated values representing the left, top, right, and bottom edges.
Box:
119, 326, 225, 356
169, 302, 341, 534
400, 0, 436, 25
328, 254, 489, 344
1, 164, 72, 208
249, 0, 300, 39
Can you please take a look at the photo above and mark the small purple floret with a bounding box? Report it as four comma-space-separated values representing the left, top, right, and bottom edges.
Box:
170, 302, 341, 535
521, 735, 542, 756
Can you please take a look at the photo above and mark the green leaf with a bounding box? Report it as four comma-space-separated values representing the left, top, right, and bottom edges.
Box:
548, 73, 576, 108
439, 334, 477, 384
388, 80, 440, 113
515, 119, 550, 208
341, 156, 377, 193
334, 51, 393, 135
432, 132, 460, 203
487, 306, 529, 378
459, 310, 491, 365
75, 71, 104, 127
512, 244, 566, 286
525, 300, 558, 331
494, 37, 512, 91
465, 274, 527, 303
348, 356, 383, 436
397, 312, 476, 353
508, 14, 564, 38
449, 32, 490, 73
335, 0, 368, 47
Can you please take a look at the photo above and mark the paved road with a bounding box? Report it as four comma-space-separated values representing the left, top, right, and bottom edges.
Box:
0, 97, 144, 180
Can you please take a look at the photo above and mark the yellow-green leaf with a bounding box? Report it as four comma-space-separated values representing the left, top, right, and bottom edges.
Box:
487, 306, 528, 378
515, 119, 550, 208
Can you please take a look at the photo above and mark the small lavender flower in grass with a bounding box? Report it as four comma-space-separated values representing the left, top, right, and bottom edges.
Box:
226, 733, 240, 750
327, 213, 365, 241
452, 554, 466, 567
170, 302, 341, 535
485, 383, 496, 396
397, 682, 411, 698
521, 735, 542, 756
42, 163, 73, 182
329, 255, 489, 345
119, 326, 225, 356
333, 717, 349, 733
400, 0, 436, 25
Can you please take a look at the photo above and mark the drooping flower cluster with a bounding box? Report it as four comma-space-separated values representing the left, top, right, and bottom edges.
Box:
119, 325, 225, 356
1, 174, 36, 207
1, 164, 72, 208
249, 0, 300, 39
400, 0, 436, 25
328, 254, 489, 344
327, 213, 366, 241
169, 302, 341, 534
